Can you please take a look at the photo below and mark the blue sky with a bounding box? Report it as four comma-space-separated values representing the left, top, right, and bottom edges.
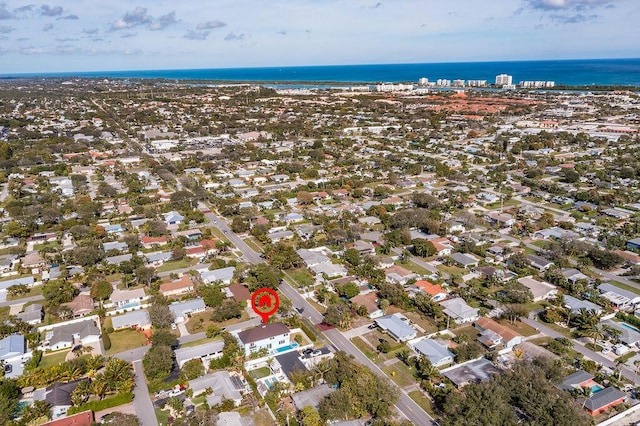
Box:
0, 0, 638, 73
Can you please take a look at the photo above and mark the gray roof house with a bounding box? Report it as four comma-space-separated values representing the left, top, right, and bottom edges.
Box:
443, 358, 501, 388
563, 295, 603, 315
111, 309, 151, 330
175, 340, 225, 368
169, 298, 206, 323
104, 253, 133, 266
0, 276, 35, 291
164, 211, 185, 225
200, 266, 236, 285
526, 254, 554, 272
375, 314, 417, 342
291, 384, 333, 410
580, 387, 626, 414
43, 380, 86, 419
602, 319, 640, 346
42, 319, 101, 352
450, 252, 480, 269
439, 297, 480, 325
188, 371, 243, 406
17, 303, 43, 325
410, 338, 454, 367
0, 334, 26, 362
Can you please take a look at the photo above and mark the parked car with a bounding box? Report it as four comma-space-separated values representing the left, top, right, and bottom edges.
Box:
602, 348, 611, 355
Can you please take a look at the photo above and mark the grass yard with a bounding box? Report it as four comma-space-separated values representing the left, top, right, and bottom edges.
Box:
156, 258, 197, 273
106, 329, 148, 355
609, 281, 640, 295
156, 409, 170, 426
351, 336, 379, 362
243, 237, 263, 253
531, 240, 553, 249
402, 260, 434, 276
287, 268, 315, 288
179, 336, 218, 349
497, 319, 539, 337
409, 390, 436, 416
40, 350, 70, 368
185, 309, 249, 334
7, 285, 43, 301
436, 264, 467, 276
403, 311, 439, 334
0, 306, 10, 321
541, 321, 573, 338
383, 363, 416, 388
249, 367, 271, 380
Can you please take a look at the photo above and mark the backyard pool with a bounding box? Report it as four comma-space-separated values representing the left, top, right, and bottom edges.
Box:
621, 323, 640, 333
264, 377, 278, 389
591, 384, 604, 393
274, 342, 299, 354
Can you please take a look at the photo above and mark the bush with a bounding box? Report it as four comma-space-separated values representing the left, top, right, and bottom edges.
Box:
103, 333, 111, 351
67, 392, 133, 415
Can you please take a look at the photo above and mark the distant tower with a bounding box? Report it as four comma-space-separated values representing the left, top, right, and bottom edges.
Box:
418, 77, 429, 86
495, 74, 513, 86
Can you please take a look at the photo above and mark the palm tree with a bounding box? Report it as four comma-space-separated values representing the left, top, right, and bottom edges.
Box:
582, 323, 605, 346
573, 385, 592, 408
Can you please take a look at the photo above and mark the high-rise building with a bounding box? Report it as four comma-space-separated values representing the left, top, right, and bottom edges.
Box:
495, 74, 513, 86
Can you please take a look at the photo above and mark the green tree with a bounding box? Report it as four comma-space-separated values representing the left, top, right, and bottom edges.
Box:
180, 359, 205, 381
301, 406, 324, 426
90, 280, 113, 301
244, 263, 282, 291
143, 344, 175, 381
336, 282, 360, 299
151, 328, 178, 348
149, 302, 174, 329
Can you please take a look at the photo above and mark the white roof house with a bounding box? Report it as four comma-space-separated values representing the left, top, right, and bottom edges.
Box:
111, 309, 151, 330
375, 314, 417, 342
175, 340, 225, 367
517, 276, 558, 302
169, 298, 206, 323
439, 297, 480, 325
200, 266, 236, 285
409, 338, 454, 367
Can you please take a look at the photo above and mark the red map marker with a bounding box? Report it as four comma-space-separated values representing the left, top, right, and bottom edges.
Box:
251, 288, 279, 324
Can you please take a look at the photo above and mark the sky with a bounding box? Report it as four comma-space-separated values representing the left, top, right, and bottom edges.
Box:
0, 0, 638, 74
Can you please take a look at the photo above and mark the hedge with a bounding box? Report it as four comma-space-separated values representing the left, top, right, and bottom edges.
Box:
67, 392, 133, 415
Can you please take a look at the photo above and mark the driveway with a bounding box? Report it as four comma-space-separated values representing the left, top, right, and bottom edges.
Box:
132, 360, 158, 426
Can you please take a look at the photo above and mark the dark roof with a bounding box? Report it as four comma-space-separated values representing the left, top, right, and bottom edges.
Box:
581, 387, 626, 411
229, 283, 251, 302
557, 370, 594, 391
237, 323, 290, 345
45, 380, 85, 406
275, 351, 308, 379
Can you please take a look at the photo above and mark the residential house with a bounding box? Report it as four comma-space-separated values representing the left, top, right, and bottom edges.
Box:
228, 283, 251, 303
440, 298, 480, 325
442, 358, 501, 388
580, 387, 626, 416
41, 380, 86, 418
175, 340, 225, 367
164, 211, 185, 226
375, 313, 418, 342
351, 240, 375, 256
627, 238, 640, 250
103, 241, 128, 253
562, 268, 590, 285
350, 293, 384, 319
109, 288, 147, 310
169, 298, 206, 323
40, 319, 101, 352
189, 371, 244, 406
17, 303, 43, 325
384, 265, 418, 285
42, 411, 94, 426
450, 252, 480, 269
201, 266, 236, 285
602, 320, 640, 346
526, 254, 554, 272
104, 253, 132, 266
291, 384, 333, 411
563, 295, 603, 315
0, 334, 30, 377
144, 251, 173, 267
111, 309, 151, 330
62, 294, 95, 318
597, 283, 640, 311
517, 276, 558, 302
412, 280, 448, 302
140, 235, 168, 249
160, 275, 195, 297
236, 323, 291, 356
473, 317, 523, 349
409, 338, 454, 367
485, 212, 516, 227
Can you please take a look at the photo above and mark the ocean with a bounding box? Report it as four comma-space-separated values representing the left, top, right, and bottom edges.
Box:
4, 58, 640, 87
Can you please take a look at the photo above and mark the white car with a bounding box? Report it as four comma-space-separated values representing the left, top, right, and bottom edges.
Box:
602, 347, 611, 355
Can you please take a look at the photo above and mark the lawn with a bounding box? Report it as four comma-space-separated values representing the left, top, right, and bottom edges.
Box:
185, 309, 249, 334
106, 329, 148, 355
40, 350, 70, 368
287, 268, 315, 288
402, 260, 434, 276
249, 367, 271, 379
351, 336, 379, 362
403, 311, 439, 334
609, 281, 640, 296
243, 237, 263, 253
33, 241, 59, 251
408, 390, 436, 416
436, 264, 467, 276
156, 409, 170, 426
531, 240, 553, 249
541, 321, 573, 338
0, 306, 10, 322
383, 363, 416, 388
497, 319, 539, 337
179, 336, 219, 349
7, 285, 43, 301
156, 258, 197, 273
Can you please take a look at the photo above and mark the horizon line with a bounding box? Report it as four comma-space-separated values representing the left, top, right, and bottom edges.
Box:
2, 56, 640, 78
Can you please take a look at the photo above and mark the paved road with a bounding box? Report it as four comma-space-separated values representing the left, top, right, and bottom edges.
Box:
522, 317, 640, 384
132, 360, 159, 426
198, 203, 434, 423
0, 294, 44, 308
279, 281, 435, 425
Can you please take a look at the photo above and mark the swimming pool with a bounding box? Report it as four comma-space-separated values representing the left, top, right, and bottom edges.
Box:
264, 377, 278, 389
621, 323, 640, 333
274, 342, 299, 354
591, 384, 604, 393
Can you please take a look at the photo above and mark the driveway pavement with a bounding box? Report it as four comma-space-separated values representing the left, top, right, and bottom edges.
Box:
132, 360, 158, 426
